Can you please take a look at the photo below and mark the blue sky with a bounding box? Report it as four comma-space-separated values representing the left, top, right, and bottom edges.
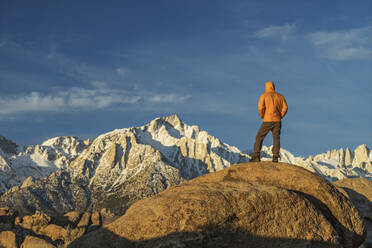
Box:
0, 0, 371, 156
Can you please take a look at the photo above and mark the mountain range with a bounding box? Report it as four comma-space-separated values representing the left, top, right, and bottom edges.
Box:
0, 114, 371, 217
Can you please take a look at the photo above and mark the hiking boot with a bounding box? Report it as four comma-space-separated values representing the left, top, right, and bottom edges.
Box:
272, 155, 279, 163
250, 156, 260, 162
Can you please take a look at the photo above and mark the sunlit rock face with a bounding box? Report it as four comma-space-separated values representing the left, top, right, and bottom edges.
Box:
70, 162, 366, 248
0, 207, 110, 248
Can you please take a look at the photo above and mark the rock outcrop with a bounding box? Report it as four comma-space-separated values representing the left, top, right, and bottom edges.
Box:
0, 231, 17, 248
333, 178, 372, 248
0, 207, 106, 248
71, 162, 366, 248
333, 178, 372, 220
20, 236, 55, 248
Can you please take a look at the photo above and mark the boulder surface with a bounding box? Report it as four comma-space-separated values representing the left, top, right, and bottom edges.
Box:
20, 236, 55, 248
71, 162, 366, 248
0, 231, 17, 248
333, 178, 372, 248
333, 178, 372, 220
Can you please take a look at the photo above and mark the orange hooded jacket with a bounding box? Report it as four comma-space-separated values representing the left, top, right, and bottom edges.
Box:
258, 81, 288, 122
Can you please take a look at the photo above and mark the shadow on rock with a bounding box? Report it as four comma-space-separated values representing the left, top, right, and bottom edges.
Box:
68, 226, 342, 248
340, 189, 372, 248
339, 188, 372, 219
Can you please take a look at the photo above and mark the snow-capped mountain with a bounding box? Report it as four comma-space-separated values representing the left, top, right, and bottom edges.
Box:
0, 115, 370, 216
259, 145, 372, 181
0, 136, 88, 194
0, 115, 249, 216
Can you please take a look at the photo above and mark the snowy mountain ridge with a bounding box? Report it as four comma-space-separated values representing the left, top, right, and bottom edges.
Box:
67, 114, 248, 194
0, 114, 371, 199
0, 114, 250, 215
259, 145, 372, 181
0, 136, 88, 193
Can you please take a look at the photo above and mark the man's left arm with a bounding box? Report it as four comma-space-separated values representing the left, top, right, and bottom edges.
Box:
281, 96, 288, 118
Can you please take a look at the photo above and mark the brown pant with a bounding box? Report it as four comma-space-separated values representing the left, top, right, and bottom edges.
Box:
253, 121, 281, 157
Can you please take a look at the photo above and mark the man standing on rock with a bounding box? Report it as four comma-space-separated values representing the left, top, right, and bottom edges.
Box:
250, 81, 288, 163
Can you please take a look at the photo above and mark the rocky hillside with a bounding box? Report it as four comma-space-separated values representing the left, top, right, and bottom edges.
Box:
70, 162, 366, 248
0, 207, 115, 248
0, 115, 249, 216
0, 162, 368, 248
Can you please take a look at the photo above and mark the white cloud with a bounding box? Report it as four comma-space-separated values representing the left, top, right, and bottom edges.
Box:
0, 85, 194, 116
309, 27, 370, 46
325, 47, 372, 61
148, 93, 191, 103
309, 26, 372, 60
254, 23, 296, 41
0, 87, 141, 116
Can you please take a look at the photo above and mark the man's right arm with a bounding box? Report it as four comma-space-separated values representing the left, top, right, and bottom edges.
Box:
258, 94, 265, 118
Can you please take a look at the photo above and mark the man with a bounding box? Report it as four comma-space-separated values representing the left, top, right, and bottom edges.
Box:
250, 81, 288, 163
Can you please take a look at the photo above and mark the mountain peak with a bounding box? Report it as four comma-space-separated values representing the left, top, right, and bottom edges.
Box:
41, 136, 82, 147
356, 144, 368, 151
152, 114, 182, 127
164, 114, 182, 126
146, 114, 184, 135
40, 136, 87, 158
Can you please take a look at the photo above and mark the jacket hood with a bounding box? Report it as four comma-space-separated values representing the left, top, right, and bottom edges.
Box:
265, 81, 275, 92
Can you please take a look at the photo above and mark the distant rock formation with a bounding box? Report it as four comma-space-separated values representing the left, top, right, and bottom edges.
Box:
312, 144, 371, 171
71, 162, 366, 248
259, 144, 372, 181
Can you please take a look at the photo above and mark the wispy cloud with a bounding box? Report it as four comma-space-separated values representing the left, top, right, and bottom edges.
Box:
309, 26, 372, 60
254, 23, 296, 41
148, 93, 191, 103
309, 27, 370, 46
0, 85, 141, 116
0, 82, 195, 116
0, 37, 197, 117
